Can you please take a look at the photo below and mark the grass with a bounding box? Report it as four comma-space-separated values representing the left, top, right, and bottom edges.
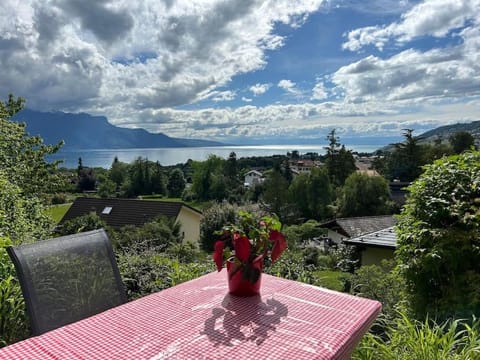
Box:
313, 270, 346, 292
45, 203, 71, 223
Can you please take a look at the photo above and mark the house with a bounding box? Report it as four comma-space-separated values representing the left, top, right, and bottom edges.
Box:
244, 170, 264, 187
343, 227, 397, 266
355, 156, 379, 176
289, 159, 322, 174
319, 215, 397, 245
59, 197, 202, 244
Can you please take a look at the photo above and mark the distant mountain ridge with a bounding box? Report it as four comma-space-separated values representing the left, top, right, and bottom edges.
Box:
12, 109, 223, 149
417, 121, 480, 142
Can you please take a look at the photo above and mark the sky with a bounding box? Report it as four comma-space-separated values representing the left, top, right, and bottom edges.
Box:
1, 0, 480, 143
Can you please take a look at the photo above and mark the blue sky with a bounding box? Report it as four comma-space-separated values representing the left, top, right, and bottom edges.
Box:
1, 0, 479, 143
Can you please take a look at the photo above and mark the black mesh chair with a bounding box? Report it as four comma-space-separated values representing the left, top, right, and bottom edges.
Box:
7, 229, 127, 335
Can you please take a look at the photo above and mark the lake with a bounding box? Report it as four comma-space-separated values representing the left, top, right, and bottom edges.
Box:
50, 144, 384, 169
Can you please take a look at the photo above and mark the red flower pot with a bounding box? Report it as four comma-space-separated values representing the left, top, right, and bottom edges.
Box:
226, 257, 263, 297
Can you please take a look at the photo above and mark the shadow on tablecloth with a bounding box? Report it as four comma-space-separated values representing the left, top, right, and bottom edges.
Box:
201, 294, 288, 346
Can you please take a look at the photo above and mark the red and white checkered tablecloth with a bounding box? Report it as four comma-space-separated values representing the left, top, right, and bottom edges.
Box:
0, 272, 381, 359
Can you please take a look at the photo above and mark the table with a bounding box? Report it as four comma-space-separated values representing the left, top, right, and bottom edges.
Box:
0, 272, 381, 359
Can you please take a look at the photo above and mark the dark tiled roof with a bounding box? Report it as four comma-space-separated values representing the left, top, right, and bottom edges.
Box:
344, 226, 397, 249
321, 215, 397, 238
60, 197, 199, 229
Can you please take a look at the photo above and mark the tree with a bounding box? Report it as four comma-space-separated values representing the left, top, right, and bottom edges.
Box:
200, 202, 237, 251
167, 169, 186, 198
109, 157, 128, 193
324, 129, 356, 186
396, 151, 480, 321
338, 173, 392, 217
261, 168, 291, 222
449, 131, 475, 154
289, 167, 333, 221
0, 95, 63, 196
386, 129, 425, 181
191, 155, 226, 201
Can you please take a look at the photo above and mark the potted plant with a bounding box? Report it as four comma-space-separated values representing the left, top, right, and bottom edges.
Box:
213, 210, 287, 296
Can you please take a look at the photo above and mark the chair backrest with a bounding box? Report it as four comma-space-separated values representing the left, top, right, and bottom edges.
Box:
7, 228, 127, 335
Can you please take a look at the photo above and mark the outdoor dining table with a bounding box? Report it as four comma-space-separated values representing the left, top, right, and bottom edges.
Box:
0, 271, 381, 359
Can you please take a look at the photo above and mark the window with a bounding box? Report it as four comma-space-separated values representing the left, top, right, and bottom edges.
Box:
102, 206, 112, 215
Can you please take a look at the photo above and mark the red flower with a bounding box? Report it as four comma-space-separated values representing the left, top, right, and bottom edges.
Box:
269, 230, 287, 262
234, 236, 251, 262
213, 240, 224, 272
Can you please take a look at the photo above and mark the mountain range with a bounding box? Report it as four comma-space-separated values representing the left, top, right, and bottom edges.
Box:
11, 109, 480, 151
12, 109, 223, 149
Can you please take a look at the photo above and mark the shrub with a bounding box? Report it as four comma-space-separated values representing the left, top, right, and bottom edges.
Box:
55, 212, 106, 236
0, 237, 28, 347
350, 260, 405, 324
352, 313, 480, 359
396, 151, 480, 321
200, 202, 237, 251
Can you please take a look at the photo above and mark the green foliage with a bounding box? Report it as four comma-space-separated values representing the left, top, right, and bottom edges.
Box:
96, 173, 116, 198
261, 168, 291, 222
200, 202, 237, 251
396, 151, 480, 321
283, 220, 326, 248
289, 168, 333, 221
167, 169, 186, 198
350, 260, 405, 323
338, 173, 393, 217
191, 155, 227, 201
0, 173, 54, 242
109, 216, 182, 251
383, 129, 428, 182
450, 131, 476, 154
44, 203, 71, 223
352, 314, 480, 359
56, 212, 106, 236
122, 158, 166, 197
324, 129, 356, 186
0, 237, 28, 347
0, 95, 63, 196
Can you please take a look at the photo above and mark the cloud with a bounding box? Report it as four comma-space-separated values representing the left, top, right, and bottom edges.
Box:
278, 79, 302, 95
343, 0, 480, 51
249, 83, 271, 96
242, 97, 253, 102
312, 82, 328, 100
211, 90, 236, 102
333, 24, 480, 103
0, 0, 324, 113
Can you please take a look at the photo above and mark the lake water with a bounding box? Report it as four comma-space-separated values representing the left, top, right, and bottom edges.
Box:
50, 144, 384, 169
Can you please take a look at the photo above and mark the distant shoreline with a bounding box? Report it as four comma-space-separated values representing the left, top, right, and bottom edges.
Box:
48, 143, 391, 169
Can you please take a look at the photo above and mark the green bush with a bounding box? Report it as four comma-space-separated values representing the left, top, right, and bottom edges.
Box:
200, 202, 237, 251
396, 151, 480, 321
55, 212, 106, 236
352, 313, 480, 359
350, 260, 405, 324
0, 237, 28, 347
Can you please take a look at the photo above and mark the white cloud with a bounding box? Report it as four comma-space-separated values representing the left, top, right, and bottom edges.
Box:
334, 24, 480, 103
278, 79, 302, 96
242, 97, 253, 102
343, 0, 480, 51
312, 82, 328, 100
211, 90, 236, 102
249, 83, 271, 96
0, 0, 324, 112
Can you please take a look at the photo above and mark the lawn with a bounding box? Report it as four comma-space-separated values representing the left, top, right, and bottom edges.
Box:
45, 203, 71, 223
313, 270, 347, 292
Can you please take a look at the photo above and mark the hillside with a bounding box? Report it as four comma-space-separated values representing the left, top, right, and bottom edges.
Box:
418, 121, 480, 142
379, 121, 480, 152
11, 109, 223, 149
